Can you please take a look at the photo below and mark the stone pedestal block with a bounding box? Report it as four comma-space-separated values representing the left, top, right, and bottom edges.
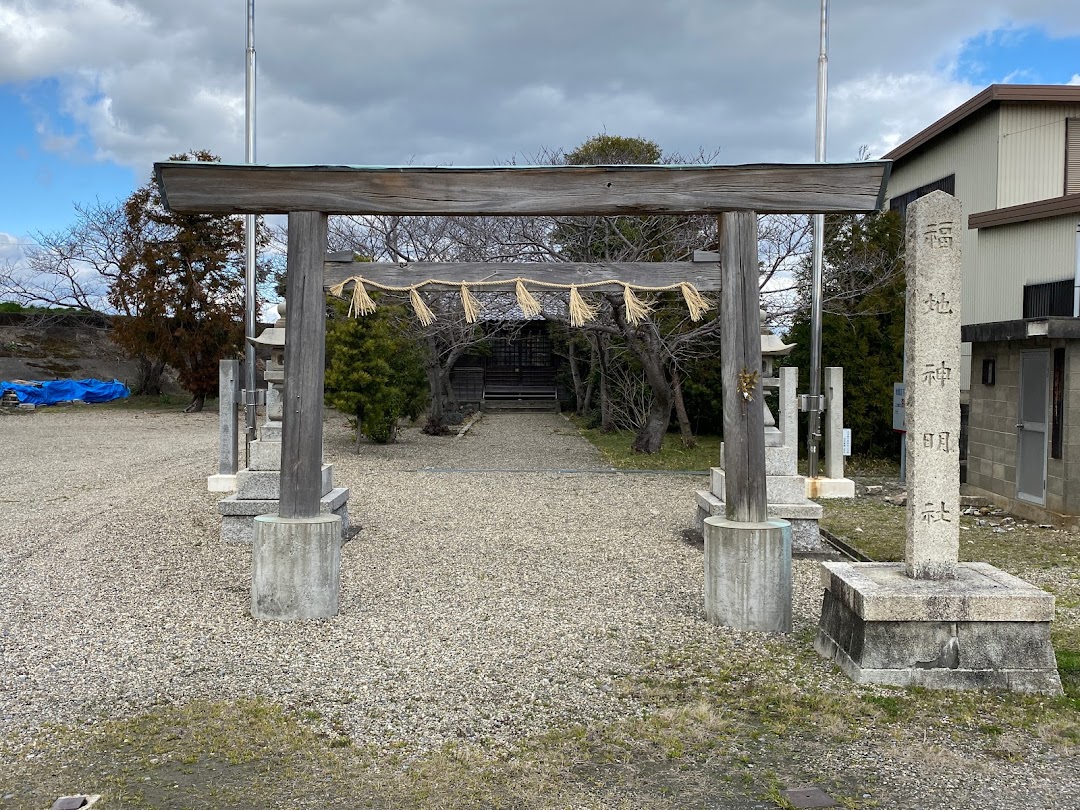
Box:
815, 561, 1063, 694
207, 473, 237, 493
237, 464, 333, 500
248, 440, 282, 471
220, 487, 350, 544
806, 477, 856, 499
251, 513, 342, 620
696, 490, 822, 554
704, 517, 792, 633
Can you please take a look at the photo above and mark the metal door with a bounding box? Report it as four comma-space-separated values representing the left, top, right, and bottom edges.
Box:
1016, 351, 1049, 504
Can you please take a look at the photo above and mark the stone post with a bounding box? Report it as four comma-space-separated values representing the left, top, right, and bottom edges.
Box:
823, 367, 844, 479
779, 366, 798, 451
904, 191, 962, 580
208, 359, 240, 492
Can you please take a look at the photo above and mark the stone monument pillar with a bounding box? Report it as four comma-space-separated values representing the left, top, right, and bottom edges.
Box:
216, 302, 350, 544
814, 191, 1061, 693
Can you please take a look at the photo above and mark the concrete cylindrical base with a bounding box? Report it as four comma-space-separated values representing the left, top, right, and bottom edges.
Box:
251, 513, 342, 620
704, 517, 792, 633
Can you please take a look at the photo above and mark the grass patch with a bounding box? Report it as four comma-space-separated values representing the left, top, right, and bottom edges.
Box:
821, 498, 1080, 572
820, 498, 906, 561
572, 419, 721, 471
4, 634, 1079, 809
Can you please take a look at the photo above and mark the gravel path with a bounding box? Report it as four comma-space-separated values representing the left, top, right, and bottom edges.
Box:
0, 410, 715, 750
1, 408, 1077, 809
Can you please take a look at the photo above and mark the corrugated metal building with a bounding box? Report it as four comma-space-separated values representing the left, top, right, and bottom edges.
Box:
884, 84, 1080, 524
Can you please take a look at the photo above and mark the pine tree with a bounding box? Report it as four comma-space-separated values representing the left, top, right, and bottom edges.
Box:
324, 298, 428, 446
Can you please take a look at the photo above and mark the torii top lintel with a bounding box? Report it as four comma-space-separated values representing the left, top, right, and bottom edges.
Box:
154, 161, 891, 217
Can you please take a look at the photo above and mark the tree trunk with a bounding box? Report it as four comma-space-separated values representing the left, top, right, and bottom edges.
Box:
597, 333, 615, 433
567, 339, 585, 415
131, 356, 166, 396
606, 297, 675, 453
582, 335, 598, 416
183, 393, 205, 413
424, 361, 446, 432
671, 371, 697, 448
355, 405, 363, 454
631, 352, 673, 454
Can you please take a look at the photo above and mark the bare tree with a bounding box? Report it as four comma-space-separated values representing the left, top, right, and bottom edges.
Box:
0, 199, 139, 312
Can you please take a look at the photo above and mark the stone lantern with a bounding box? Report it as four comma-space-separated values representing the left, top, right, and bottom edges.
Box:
217, 301, 350, 545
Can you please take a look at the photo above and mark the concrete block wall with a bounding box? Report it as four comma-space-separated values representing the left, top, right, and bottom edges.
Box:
1060, 344, 1080, 516
967, 338, 1080, 525
966, 342, 1020, 502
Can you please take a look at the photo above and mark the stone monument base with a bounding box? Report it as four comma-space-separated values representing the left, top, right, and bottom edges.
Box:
815, 561, 1062, 694
704, 517, 792, 633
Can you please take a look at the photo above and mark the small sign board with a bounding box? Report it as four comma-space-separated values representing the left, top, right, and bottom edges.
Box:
842, 428, 852, 456
892, 382, 906, 432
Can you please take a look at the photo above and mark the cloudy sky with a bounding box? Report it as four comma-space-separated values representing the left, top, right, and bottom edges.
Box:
2, 0, 1080, 259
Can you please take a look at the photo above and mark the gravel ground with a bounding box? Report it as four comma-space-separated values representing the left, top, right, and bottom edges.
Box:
0, 407, 1077, 809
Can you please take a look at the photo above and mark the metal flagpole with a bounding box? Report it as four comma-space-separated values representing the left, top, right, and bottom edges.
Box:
806, 0, 829, 479
244, 0, 258, 449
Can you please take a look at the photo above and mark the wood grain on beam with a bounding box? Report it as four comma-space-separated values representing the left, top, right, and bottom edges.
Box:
323, 261, 723, 292
155, 161, 891, 216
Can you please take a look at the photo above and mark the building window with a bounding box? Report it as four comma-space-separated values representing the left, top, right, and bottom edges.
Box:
1023, 279, 1074, 318
1052, 348, 1065, 459
982, 358, 996, 385
889, 175, 956, 219
1067, 119, 1080, 195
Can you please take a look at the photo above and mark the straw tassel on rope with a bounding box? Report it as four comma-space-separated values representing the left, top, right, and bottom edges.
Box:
679, 282, 711, 322
621, 283, 653, 325
460, 283, 482, 323
568, 285, 598, 327
409, 287, 437, 326
349, 278, 378, 317
514, 279, 542, 318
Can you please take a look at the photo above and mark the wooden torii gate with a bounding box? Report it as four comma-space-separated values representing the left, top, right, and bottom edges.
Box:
156, 161, 890, 621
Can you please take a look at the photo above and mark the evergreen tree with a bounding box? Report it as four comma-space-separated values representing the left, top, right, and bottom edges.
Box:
324, 297, 428, 446
783, 209, 905, 456
109, 150, 269, 408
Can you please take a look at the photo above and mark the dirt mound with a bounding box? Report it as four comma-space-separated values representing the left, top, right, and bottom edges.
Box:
0, 313, 146, 388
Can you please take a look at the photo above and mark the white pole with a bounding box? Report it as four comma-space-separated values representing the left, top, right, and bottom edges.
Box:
807, 0, 829, 479
244, 0, 258, 445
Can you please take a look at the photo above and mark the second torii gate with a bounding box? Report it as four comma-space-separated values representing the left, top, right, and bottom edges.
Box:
155, 160, 890, 624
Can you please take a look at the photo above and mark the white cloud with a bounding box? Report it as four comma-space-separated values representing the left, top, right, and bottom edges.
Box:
2, 0, 1080, 180
0, 232, 28, 262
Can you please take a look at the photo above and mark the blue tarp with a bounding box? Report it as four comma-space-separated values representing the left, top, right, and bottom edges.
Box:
0, 378, 131, 406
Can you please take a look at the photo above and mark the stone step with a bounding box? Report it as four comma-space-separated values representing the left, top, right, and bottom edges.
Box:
235, 464, 333, 500
718, 443, 797, 476
482, 399, 561, 412
220, 487, 351, 545
711, 467, 816, 504
219, 485, 349, 517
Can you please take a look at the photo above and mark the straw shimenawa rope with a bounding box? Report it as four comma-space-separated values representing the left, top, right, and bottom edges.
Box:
329, 274, 713, 327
